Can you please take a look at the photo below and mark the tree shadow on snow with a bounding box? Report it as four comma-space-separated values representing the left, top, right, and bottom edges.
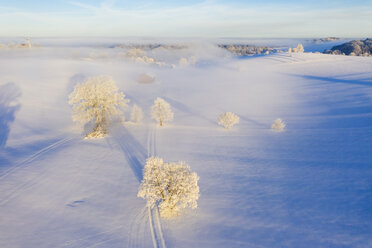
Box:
110, 125, 147, 182
161, 96, 216, 125
289, 74, 372, 119
293, 74, 372, 87
239, 116, 267, 128
0, 82, 80, 170
0, 82, 22, 148
66, 74, 87, 94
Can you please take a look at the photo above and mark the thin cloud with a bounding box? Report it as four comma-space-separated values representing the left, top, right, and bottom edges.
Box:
0, 1, 371, 37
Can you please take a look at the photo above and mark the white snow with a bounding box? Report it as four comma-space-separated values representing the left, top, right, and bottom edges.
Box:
0, 41, 371, 248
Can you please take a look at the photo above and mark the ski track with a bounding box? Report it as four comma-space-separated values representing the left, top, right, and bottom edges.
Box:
154, 206, 166, 248
148, 125, 167, 248
126, 207, 147, 248
0, 136, 75, 180
60, 225, 124, 248
0, 136, 77, 207
147, 126, 167, 248
148, 206, 158, 248
114, 125, 166, 248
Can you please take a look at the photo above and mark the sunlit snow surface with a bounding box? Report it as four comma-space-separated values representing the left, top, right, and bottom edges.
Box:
0, 40, 371, 248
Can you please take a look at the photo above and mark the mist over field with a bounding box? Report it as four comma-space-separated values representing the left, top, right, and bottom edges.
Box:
0, 37, 371, 248
1, 0, 372, 247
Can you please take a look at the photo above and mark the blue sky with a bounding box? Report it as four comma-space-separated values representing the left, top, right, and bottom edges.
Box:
0, 0, 371, 37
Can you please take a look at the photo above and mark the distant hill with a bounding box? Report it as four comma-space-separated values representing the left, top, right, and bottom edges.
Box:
218, 44, 279, 56
324, 38, 372, 56
309, 37, 341, 43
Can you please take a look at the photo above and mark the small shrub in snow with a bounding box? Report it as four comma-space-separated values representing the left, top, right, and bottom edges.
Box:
189, 56, 196, 65
218, 112, 239, 129
130, 104, 144, 124
68, 76, 129, 138
179, 58, 189, 67
151, 98, 174, 126
271, 118, 286, 131
138, 157, 200, 219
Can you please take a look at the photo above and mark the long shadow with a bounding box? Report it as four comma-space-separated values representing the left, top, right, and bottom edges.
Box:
336, 71, 372, 79
237, 53, 267, 60
163, 96, 267, 128
239, 116, 267, 128
293, 74, 372, 87
161, 96, 216, 125
0, 82, 21, 147
67, 74, 87, 95
110, 126, 147, 182
289, 74, 372, 118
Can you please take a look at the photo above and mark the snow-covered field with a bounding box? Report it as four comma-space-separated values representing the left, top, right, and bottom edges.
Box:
0, 42, 371, 248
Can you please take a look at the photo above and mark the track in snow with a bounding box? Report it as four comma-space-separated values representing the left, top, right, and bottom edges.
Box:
147, 126, 167, 248
126, 207, 148, 248
60, 224, 125, 248
0, 136, 77, 206
112, 125, 166, 248
0, 136, 75, 180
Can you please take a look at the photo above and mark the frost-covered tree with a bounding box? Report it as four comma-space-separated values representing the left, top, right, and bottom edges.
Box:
293, 44, 304, 53
130, 104, 144, 124
68, 76, 129, 138
26, 38, 31, 48
271, 118, 286, 131
143, 56, 155, 64
151, 98, 174, 126
135, 57, 145, 64
138, 157, 200, 219
218, 112, 239, 129
127, 48, 145, 58
297, 44, 304, 53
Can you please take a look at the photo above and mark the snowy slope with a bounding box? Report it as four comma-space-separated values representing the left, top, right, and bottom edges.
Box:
0, 44, 371, 248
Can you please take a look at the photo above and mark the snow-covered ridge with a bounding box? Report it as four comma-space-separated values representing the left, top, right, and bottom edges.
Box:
324, 38, 372, 56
